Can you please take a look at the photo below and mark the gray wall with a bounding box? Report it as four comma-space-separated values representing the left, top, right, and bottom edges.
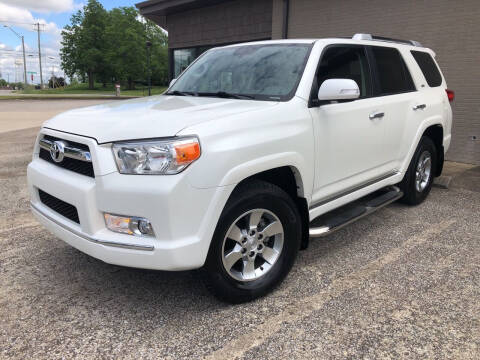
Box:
167, 0, 272, 49
273, 0, 480, 165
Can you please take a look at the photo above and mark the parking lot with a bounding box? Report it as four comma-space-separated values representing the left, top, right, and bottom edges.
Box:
0, 99, 479, 359
0, 99, 108, 133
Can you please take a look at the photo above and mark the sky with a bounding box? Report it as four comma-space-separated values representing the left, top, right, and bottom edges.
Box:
0, 0, 140, 84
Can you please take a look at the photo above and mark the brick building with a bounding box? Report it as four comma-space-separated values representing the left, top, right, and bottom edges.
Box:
136, 0, 479, 165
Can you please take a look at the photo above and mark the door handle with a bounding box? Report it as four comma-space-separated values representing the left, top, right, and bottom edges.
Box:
369, 111, 385, 120
413, 104, 427, 110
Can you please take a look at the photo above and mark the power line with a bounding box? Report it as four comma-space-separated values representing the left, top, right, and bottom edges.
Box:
0, 50, 41, 55
0, 20, 46, 30
0, 20, 36, 26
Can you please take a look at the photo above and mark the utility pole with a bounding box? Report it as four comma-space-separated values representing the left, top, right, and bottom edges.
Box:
21, 36, 27, 85
35, 23, 44, 88
3, 25, 28, 85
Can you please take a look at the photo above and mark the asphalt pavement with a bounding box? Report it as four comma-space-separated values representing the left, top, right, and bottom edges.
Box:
0, 101, 479, 359
0, 99, 109, 133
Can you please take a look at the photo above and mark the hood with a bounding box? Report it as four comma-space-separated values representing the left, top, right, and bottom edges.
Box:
44, 95, 278, 143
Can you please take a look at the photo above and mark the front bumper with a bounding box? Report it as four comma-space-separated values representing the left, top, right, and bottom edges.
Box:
28, 129, 234, 271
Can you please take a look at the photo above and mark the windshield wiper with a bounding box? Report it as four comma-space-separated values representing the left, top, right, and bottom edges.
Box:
165, 90, 197, 96
196, 91, 256, 100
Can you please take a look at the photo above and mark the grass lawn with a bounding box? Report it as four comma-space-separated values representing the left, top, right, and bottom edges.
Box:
18, 83, 167, 97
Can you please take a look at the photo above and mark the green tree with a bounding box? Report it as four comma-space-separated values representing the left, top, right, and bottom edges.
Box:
0, 79, 7, 87
105, 7, 146, 90
60, 0, 108, 89
145, 20, 169, 86
60, 3, 169, 90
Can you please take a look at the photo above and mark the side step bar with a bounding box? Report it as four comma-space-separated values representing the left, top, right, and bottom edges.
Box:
309, 186, 403, 238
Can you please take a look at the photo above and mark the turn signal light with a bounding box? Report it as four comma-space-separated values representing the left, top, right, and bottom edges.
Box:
174, 141, 201, 165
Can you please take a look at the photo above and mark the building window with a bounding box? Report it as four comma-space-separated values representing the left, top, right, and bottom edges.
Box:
173, 48, 196, 78
173, 46, 212, 78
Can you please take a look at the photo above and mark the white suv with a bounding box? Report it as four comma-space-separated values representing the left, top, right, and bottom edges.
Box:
28, 34, 453, 302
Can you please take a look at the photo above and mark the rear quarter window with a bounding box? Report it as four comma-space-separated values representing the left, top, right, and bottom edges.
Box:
370, 46, 416, 96
410, 50, 443, 87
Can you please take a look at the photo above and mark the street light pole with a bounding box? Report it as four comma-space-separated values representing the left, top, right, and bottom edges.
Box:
3, 25, 28, 85
48, 56, 56, 87
146, 40, 152, 96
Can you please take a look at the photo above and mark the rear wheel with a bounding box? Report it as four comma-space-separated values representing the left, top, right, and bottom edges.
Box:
202, 180, 302, 303
399, 136, 437, 205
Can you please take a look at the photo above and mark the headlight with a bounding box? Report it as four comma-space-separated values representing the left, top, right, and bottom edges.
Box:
112, 136, 201, 175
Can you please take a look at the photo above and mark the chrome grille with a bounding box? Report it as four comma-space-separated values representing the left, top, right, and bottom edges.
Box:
38, 135, 95, 178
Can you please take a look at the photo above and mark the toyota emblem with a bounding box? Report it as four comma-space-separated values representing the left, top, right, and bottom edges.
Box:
50, 141, 66, 163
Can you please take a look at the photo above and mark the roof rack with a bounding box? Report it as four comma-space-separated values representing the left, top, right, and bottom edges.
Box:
352, 33, 423, 47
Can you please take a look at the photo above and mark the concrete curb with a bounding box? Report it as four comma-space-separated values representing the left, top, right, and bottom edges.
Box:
0, 95, 141, 100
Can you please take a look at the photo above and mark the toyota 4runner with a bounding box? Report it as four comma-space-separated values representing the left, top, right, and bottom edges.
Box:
28, 34, 454, 303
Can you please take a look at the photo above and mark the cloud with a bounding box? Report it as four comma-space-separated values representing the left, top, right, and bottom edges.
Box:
0, 3, 64, 82
73, 2, 85, 11
0, 3, 60, 35
0, 47, 64, 83
0, 0, 74, 13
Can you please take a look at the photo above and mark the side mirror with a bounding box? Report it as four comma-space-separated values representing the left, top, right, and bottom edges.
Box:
317, 78, 360, 101
169, 78, 177, 88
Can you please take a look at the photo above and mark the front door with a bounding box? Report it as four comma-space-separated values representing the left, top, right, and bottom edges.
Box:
309, 45, 390, 205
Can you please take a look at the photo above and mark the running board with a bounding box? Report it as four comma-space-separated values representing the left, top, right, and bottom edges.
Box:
309, 186, 403, 238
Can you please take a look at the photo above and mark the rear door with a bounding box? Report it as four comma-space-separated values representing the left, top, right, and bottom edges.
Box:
366, 45, 418, 170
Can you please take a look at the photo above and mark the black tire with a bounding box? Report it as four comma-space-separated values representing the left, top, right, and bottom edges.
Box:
202, 180, 302, 303
399, 136, 437, 205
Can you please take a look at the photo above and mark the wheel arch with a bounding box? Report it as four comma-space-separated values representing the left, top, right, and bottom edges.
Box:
232, 166, 310, 250
422, 124, 444, 177
402, 121, 445, 178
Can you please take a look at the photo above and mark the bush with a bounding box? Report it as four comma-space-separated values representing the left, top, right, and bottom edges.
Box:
10, 82, 24, 90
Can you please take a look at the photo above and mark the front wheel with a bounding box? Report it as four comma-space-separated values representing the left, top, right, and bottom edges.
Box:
202, 180, 302, 303
399, 136, 437, 205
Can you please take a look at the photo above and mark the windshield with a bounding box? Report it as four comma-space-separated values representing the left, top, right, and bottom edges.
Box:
167, 43, 312, 101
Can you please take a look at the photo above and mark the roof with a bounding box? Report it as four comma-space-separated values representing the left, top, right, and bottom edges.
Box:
136, 0, 206, 15
215, 38, 429, 51
135, 0, 224, 27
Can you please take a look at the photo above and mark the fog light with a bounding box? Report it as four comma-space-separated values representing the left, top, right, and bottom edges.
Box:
104, 213, 154, 237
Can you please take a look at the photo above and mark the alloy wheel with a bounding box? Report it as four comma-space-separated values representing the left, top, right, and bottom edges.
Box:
415, 150, 432, 192
221, 209, 284, 282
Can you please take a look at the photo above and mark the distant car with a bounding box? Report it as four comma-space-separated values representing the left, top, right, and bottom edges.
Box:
28, 34, 453, 303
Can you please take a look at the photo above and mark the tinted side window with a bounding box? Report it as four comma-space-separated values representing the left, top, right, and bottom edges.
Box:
411, 50, 442, 87
371, 46, 415, 95
316, 46, 372, 98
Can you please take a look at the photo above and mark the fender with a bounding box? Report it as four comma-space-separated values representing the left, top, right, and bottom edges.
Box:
219, 152, 310, 199
399, 115, 445, 176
